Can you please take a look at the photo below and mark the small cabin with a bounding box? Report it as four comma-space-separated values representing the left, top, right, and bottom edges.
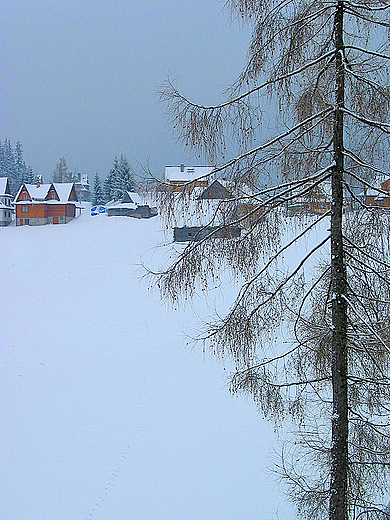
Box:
106, 191, 157, 218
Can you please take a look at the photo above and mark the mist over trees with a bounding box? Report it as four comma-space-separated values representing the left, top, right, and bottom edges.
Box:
154, 1, 390, 520
0, 141, 139, 209
0, 139, 38, 194
52, 157, 70, 183
52, 157, 83, 184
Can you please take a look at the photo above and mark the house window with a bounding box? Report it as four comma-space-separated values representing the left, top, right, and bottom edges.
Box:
22, 206, 29, 213
22, 193, 28, 200
24, 219, 29, 224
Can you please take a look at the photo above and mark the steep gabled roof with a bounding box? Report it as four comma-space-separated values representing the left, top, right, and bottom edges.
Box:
15, 183, 50, 202
198, 179, 234, 200
50, 183, 77, 202
14, 183, 78, 204
122, 191, 142, 205
0, 177, 11, 196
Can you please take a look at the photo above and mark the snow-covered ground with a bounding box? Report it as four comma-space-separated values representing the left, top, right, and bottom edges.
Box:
1, 208, 293, 520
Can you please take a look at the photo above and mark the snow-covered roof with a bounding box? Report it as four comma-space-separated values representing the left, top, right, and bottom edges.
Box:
125, 191, 143, 205
107, 201, 138, 210
14, 183, 77, 204
53, 183, 75, 202
105, 192, 144, 209
0, 203, 14, 210
164, 165, 214, 183
365, 187, 390, 197
27, 183, 51, 200
0, 177, 11, 195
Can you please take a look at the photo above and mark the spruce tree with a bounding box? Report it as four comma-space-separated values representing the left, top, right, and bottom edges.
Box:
103, 171, 114, 203
2, 139, 18, 192
0, 139, 37, 194
92, 173, 104, 205
106, 155, 136, 202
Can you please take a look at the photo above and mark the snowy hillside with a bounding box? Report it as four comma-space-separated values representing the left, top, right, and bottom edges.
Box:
1, 209, 293, 520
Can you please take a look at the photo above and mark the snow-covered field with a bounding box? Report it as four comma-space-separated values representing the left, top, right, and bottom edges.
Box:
1, 208, 292, 520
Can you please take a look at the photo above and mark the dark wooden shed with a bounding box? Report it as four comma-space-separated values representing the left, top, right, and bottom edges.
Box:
174, 225, 241, 242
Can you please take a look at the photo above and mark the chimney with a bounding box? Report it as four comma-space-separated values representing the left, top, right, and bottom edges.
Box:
180, 164, 185, 172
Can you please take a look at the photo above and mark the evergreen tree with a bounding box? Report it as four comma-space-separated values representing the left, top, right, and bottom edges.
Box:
0, 139, 38, 194
0, 139, 37, 195
105, 155, 136, 202
1, 139, 18, 193
91, 173, 104, 205
14, 141, 32, 185
21, 166, 38, 185
103, 171, 114, 203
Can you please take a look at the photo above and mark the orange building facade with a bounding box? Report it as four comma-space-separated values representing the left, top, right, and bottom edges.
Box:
164, 165, 214, 194
15, 183, 78, 226
365, 178, 390, 208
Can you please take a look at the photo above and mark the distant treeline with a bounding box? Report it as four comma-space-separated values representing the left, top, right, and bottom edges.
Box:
0, 139, 137, 204
0, 139, 39, 195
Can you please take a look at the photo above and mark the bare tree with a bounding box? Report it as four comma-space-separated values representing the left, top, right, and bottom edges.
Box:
52, 157, 71, 183
151, 2, 390, 520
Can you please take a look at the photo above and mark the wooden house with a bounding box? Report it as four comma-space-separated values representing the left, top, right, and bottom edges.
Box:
365, 178, 390, 208
164, 165, 214, 193
287, 181, 331, 216
172, 180, 241, 242
106, 191, 157, 218
0, 177, 14, 227
14, 183, 78, 226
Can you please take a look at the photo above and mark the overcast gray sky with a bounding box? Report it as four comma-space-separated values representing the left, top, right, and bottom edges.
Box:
1, 0, 250, 181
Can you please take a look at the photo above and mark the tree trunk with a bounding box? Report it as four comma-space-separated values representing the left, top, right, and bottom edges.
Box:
330, 2, 348, 520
